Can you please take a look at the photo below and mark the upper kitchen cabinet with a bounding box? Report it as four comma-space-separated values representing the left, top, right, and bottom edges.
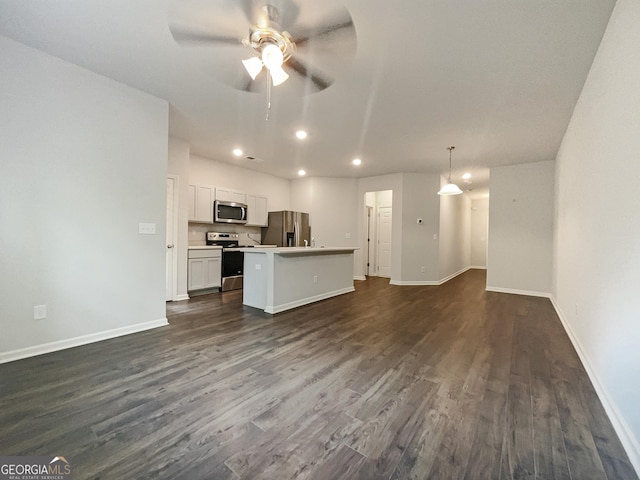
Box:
246, 194, 268, 226
188, 184, 215, 223
215, 187, 246, 204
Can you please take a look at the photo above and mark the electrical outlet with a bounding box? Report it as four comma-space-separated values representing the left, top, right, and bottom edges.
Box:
313, 275, 318, 284
421, 266, 425, 273
255, 264, 261, 270
34, 305, 47, 320
433, 234, 438, 240
345, 233, 351, 239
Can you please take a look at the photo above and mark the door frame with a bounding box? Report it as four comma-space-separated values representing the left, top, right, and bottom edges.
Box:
166, 175, 179, 301
376, 205, 392, 278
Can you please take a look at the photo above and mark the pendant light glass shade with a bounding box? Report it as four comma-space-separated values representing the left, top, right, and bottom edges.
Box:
437, 146, 463, 196
438, 182, 463, 195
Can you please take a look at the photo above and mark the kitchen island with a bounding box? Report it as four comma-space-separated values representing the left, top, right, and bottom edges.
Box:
241, 247, 358, 314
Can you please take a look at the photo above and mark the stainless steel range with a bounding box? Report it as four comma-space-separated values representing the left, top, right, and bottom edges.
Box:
206, 232, 245, 292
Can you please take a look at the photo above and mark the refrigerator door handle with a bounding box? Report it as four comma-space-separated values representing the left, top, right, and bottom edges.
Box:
294, 221, 298, 246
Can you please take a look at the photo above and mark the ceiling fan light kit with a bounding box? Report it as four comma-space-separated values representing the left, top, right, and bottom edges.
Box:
437, 146, 463, 196
242, 9, 295, 87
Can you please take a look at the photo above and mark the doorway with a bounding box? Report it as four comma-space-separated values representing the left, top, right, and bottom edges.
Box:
364, 190, 392, 278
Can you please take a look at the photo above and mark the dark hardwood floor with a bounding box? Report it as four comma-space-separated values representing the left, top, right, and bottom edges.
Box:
0, 270, 636, 479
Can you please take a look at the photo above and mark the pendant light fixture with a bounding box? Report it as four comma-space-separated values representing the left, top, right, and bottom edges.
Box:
437, 146, 463, 195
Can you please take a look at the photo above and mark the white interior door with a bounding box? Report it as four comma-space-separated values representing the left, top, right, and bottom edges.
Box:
377, 206, 392, 278
366, 206, 374, 276
166, 176, 177, 301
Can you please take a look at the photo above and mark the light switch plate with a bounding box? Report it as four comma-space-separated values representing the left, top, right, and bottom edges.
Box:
139, 223, 156, 234
34, 305, 47, 320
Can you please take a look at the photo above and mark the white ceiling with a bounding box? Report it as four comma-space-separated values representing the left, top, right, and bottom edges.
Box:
0, 0, 615, 196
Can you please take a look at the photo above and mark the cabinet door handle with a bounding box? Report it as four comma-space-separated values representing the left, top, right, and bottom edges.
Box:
167, 244, 175, 249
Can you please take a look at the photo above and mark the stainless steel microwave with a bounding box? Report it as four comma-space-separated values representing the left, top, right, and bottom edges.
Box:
214, 200, 247, 224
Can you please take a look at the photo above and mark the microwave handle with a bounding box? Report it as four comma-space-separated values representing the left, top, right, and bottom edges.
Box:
241, 206, 246, 220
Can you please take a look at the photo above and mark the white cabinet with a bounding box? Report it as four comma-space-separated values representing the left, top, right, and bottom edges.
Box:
188, 184, 215, 223
189, 184, 265, 224
188, 249, 221, 291
215, 187, 246, 204
246, 194, 268, 226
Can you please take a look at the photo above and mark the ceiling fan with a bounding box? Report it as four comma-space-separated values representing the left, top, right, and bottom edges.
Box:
168, 0, 357, 94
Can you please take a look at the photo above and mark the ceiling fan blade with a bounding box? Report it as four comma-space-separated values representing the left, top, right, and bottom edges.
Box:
240, 69, 267, 93
241, 78, 256, 93
169, 25, 241, 46
286, 57, 333, 92
292, 20, 354, 46
290, 6, 355, 46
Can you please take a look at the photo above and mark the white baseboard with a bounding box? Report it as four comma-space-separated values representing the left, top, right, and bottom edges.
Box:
485, 286, 551, 298
469, 265, 487, 270
265, 287, 355, 314
0, 318, 169, 364
353, 275, 366, 281
390, 279, 440, 286
390, 266, 474, 286
438, 266, 472, 285
174, 294, 190, 301
550, 296, 640, 475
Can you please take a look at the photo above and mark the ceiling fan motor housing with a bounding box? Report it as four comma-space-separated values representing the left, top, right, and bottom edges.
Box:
247, 26, 295, 62
245, 5, 295, 61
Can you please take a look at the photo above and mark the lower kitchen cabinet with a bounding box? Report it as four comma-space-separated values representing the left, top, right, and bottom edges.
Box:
188, 249, 221, 292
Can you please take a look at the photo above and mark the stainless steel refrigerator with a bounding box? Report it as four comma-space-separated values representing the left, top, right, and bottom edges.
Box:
261, 211, 311, 247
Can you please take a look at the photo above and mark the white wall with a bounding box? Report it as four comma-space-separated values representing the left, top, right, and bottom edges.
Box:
167, 137, 190, 299
553, 0, 640, 469
400, 174, 442, 283
470, 198, 489, 268
290, 177, 359, 248
438, 183, 471, 281
190, 154, 290, 211
0, 36, 169, 361
487, 161, 555, 295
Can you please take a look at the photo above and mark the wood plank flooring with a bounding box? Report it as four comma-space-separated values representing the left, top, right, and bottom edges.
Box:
0, 269, 637, 479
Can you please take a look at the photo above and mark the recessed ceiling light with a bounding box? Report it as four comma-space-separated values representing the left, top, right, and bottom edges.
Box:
352, 158, 362, 166
298, 169, 306, 176
295, 130, 308, 140
462, 172, 471, 180
232, 148, 243, 157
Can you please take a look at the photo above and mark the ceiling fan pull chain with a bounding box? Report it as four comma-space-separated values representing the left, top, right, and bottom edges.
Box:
266, 73, 272, 121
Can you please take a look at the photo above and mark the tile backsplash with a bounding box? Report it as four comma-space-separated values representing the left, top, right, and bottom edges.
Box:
188, 223, 263, 246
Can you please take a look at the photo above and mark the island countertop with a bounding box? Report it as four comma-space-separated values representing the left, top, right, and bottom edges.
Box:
239, 246, 357, 255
